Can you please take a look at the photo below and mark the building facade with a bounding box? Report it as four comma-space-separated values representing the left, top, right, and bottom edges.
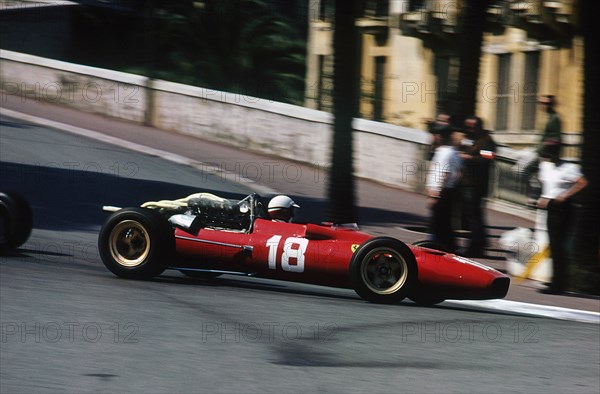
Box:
305, 0, 583, 153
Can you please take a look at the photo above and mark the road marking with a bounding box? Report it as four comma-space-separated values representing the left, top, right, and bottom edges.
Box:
0, 108, 278, 196
444, 299, 600, 324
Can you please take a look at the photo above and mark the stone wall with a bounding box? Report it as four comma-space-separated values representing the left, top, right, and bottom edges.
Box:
0, 50, 147, 123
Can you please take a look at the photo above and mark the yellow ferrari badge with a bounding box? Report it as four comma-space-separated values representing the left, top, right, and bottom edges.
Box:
351, 244, 360, 253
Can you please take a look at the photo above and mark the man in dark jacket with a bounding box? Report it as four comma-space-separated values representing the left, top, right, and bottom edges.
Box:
459, 116, 496, 257
537, 95, 562, 154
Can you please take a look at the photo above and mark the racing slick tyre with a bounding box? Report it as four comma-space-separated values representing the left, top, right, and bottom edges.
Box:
350, 237, 417, 304
99, 208, 174, 280
0, 192, 33, 251
412, 240, 452, 253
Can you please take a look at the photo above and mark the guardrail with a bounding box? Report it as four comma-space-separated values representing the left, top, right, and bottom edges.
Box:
491, 140, 581, 207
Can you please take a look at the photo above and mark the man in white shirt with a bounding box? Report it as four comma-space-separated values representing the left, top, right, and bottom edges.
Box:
426, 125, 462, 253
537, 140, 588, 294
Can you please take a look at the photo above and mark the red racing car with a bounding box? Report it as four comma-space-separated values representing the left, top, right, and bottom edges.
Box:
98, 193, 509, 304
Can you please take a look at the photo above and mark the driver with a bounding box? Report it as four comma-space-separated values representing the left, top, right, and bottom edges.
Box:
267, 195, 299, 222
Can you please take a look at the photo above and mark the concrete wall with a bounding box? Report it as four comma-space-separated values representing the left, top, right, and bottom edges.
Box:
0, 49, 431, 191
0, 50, 148, 123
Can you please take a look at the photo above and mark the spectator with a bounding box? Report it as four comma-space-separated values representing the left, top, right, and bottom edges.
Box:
522, 95, 564, 206
426, 125, 463, 253
537, 95, 562, 154
537, 140, 588, 294
425, 111, 451, 160
458, 116, 496, 257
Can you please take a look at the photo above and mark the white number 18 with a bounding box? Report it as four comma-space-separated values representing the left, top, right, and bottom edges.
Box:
266, 235, 308, 273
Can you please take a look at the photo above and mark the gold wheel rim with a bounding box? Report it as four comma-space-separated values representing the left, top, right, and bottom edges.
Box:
109, 220, 150, 267
361, 247, 408, 295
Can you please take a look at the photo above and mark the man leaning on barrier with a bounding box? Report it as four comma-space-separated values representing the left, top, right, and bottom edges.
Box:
536, 140, 588, 295
521, 95, 564, 207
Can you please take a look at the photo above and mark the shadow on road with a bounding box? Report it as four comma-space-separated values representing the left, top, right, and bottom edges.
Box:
1, 161, 427, 232
0, 161, 249, 232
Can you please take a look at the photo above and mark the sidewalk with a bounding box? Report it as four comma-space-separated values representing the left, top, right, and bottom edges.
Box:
1, 94, 598, 315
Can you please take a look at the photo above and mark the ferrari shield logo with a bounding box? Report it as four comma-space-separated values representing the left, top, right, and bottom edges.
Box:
351, 244, 360, 253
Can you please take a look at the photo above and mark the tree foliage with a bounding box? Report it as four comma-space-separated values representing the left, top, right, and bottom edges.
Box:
68, 0, 306, 105
167, 0, 306, 104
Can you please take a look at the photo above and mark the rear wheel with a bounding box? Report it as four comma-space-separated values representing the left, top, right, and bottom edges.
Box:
350, 237, 417, 304
0, 192, 33, 251
99, 208, 173, 279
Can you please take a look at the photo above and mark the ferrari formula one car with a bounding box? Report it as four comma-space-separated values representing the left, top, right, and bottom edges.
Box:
98, 193, 509, 304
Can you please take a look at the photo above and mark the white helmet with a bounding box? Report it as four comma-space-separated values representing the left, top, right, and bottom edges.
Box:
268, 195, 299, 211
268, 195, 299, 222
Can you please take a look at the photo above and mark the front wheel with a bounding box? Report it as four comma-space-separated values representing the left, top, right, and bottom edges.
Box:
350, 237, 417, 304
98, 208, 173, 279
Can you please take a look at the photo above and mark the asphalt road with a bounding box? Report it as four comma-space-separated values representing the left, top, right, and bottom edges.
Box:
1, 117, 599, 393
